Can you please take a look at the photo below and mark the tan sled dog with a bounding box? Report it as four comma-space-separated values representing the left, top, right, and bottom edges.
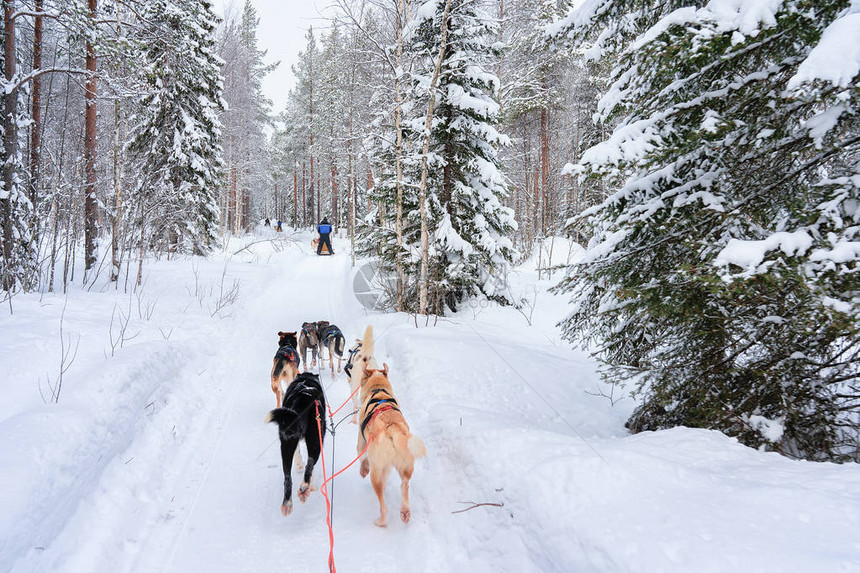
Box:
343, 325, 377, 424
357, 362, 426, 527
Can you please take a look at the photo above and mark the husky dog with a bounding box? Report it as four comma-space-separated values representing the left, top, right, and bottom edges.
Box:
265, 372, 327, 516
271, 331, 301, 408
318, 321, 346, 378
357, 358, 426, 527
298, 321, 321, 368
343, 325, 376, 423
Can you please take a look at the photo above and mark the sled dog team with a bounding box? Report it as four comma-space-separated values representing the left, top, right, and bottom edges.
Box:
265, 322, 426, 527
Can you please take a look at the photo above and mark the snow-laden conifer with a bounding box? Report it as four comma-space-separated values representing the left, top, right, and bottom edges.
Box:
553, 0, 860, 460
403, 0, 517, 311
127, 0, 225, 255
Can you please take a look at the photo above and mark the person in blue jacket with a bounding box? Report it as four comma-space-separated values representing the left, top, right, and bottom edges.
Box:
317, 217, 334, 255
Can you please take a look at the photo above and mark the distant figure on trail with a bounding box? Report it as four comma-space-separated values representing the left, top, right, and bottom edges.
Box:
317, 217, 333, 255
276, 220, 283, 232
264, 217, 271, 227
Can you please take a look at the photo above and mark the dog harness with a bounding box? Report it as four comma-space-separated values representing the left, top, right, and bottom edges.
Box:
275, 345, 301, 368
343, 342, 362, 377
323, 326, 342, 345
360, 388, 400, 439
276, 377, 325, 434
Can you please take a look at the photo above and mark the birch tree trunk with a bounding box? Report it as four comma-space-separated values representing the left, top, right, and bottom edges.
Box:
293, 162, 297, 226
110, 98, 122, 282
347, 61, 356, 265
540, 103, 549, 238
417, 0, 452, 315
393, 0, 411, 311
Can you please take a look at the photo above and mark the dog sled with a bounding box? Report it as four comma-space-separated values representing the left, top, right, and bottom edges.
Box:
311, 237, 332, 256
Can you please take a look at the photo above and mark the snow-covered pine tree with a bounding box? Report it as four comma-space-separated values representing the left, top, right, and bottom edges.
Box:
290, 27, 319, 226
350, 0, 419, 311
405, 0, 517, 312
358, 102, 423, 309
127, 0, 225, 256
317, 24, 349, 227
553, 0, 860, 460
502, 0, 571, 244
219, 0, 275, 234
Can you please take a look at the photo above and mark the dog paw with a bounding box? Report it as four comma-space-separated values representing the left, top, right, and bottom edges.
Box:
400, 508, 411, 524
374, 517, 387, 528
359, 459, 369, 478
298, 483, 310, 503
281, 501, 293, 516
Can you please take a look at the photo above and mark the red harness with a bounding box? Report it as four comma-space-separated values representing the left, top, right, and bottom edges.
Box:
361, 403, 399, 439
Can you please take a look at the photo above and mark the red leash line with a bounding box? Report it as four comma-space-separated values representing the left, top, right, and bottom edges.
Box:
326, 382, 362, 418
315, 402, 336, 573
320, 436, 371, 489
314, 397, 374, 573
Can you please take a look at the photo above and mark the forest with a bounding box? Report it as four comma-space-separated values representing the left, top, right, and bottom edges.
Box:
0, 0, 857, 462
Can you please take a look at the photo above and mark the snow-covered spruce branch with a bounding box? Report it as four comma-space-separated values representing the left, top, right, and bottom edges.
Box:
578, 130, 860, 268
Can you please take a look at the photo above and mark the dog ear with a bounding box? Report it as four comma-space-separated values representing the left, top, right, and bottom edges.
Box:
363, 363, 373, 377
382, 363, 389, 376
277, 331, 285, 337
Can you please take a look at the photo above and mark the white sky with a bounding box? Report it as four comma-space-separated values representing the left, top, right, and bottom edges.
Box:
213, 0, 338, 114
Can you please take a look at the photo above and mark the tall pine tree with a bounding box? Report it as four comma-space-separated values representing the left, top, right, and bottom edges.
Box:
405, 0, 517, 312
127, 0, 225, 255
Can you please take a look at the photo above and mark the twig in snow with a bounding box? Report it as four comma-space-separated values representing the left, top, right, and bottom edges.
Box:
451, 501, 504, 514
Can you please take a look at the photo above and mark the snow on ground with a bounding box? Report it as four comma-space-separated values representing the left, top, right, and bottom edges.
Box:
1, 229, 859, 573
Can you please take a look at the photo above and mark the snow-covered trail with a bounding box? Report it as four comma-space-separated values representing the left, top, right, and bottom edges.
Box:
3, 231, 860, 573
124, 241, 413, 573
117, 236, 565, 573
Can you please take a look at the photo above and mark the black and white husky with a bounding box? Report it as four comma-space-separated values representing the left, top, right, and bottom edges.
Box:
265, 372, 327, 516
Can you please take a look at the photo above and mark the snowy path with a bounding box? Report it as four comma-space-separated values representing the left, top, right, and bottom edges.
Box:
2, 232, 860, 573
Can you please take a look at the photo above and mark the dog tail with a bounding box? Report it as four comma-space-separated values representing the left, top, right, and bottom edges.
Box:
361, 324, 374, 358
407, 435, 426, 459
265, 408, 296, 432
